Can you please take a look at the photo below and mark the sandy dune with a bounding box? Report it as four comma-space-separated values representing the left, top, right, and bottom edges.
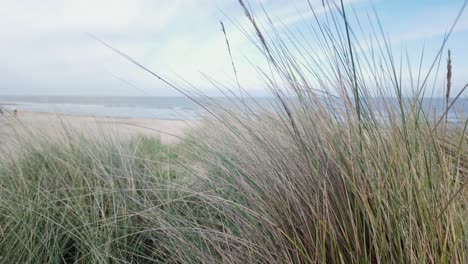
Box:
0, 110, 193, 145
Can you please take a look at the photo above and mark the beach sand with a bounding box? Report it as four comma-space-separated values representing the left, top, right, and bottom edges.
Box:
0, 110, 193, 145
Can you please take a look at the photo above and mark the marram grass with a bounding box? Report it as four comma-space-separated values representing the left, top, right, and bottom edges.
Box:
1, 0, 468, 263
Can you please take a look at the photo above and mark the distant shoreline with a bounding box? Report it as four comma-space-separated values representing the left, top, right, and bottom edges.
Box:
1, 96, 466, 122
6, 109, 188, 121
0, 98, 197, 120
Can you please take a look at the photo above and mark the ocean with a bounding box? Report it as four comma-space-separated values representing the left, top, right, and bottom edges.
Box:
0, 96, 466, 122
0, 96, 199, 120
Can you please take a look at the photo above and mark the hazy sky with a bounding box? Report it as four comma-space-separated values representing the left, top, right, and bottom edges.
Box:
1, 0, 467, 97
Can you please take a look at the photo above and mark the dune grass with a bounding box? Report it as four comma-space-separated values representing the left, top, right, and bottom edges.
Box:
175, 1, 468, 262
0, 134, 184, 262
1, 0, 468, 263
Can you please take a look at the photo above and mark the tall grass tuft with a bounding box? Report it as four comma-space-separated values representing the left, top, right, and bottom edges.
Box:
0, 133, 196, 262
175, 0, 468, 262
0, 0, 467, 263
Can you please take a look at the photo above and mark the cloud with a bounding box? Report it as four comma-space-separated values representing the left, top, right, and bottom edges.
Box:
0, 0, 466, 96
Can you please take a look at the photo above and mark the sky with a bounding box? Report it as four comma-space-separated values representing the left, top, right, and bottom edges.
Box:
0, 0, 467, 97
